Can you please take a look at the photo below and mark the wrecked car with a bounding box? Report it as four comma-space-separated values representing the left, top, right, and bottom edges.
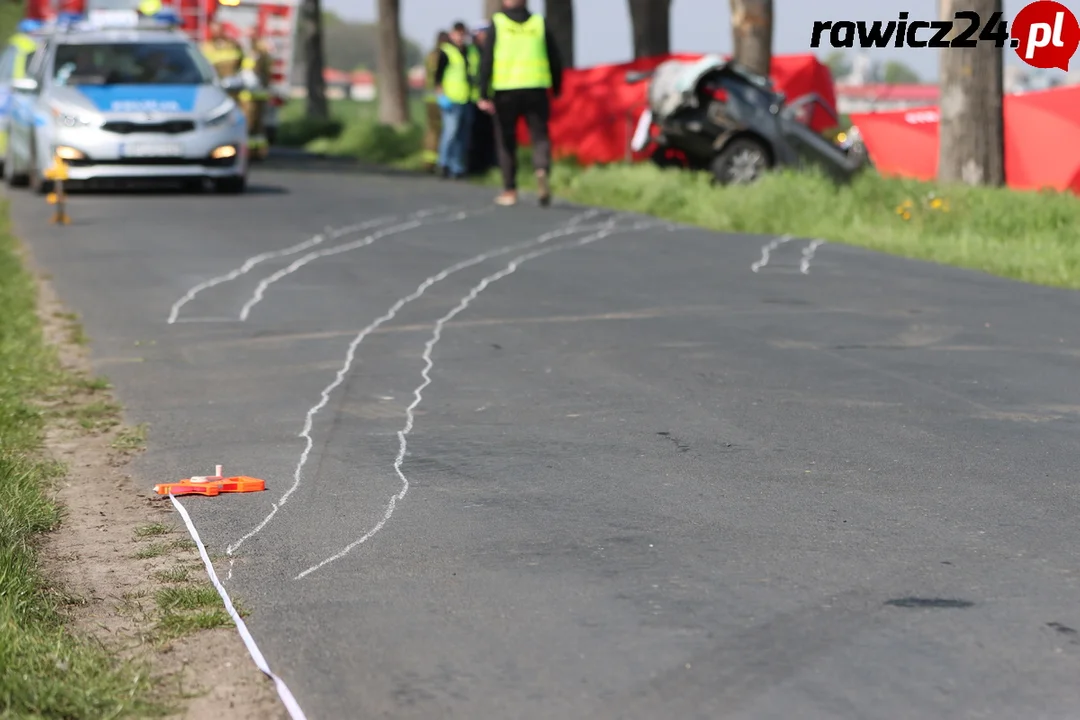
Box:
627, 54, 867, 185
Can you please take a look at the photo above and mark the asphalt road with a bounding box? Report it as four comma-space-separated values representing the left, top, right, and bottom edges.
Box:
13, 162, 1080, 720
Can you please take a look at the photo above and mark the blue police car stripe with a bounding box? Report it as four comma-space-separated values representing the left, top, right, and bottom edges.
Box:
77, 85, 200, 113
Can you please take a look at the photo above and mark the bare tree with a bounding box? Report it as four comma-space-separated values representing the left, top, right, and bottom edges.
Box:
546, 0, 575, 68
729, 0, 772, 77
300, 0, 328, 121
937, 0, 1004, 186
627, 0, 671, 58
376, 0, 409, 127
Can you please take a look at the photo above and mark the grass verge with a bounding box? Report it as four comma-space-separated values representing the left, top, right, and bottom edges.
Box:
0, 206, 162, 717
507, 161, 1080, 289
290, 99, 1080, 289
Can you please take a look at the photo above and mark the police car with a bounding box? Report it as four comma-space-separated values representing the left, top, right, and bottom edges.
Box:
5, 12, 248, 193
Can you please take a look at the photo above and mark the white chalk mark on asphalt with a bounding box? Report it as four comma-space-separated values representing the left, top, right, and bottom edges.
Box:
237, 207, 492, 321
296, 216, 672, 579
166, 212, 418, 324
226, 208, 609, 559
750, 234, 793, 273
170, 494, 307, 720
800, 239, 825, 275
171, 316, 238, 323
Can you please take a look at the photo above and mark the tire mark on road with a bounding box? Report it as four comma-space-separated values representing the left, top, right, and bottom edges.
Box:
226, 208, 611, 560
166, 206, 451, 323
751, 234, 793, 273
296, 215, 677, 579
800, 239, 825, 275
237, 206, 493, 321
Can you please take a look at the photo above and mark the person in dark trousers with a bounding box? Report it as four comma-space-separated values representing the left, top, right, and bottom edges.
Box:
422, 31, 450, 173
467, 21, 497, 176
433, 22, 477, 179
476, 0, 563, 207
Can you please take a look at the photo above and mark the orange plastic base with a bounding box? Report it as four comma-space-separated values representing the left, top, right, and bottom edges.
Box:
155, 476, 266, 496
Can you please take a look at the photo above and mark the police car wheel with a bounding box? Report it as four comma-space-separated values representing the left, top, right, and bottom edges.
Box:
214, 175, 247, 194
29, 164, 52, 196
5, 144, 28, 188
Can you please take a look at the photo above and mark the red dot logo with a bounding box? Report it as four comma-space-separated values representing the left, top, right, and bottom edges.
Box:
1011, 1, 1080, 71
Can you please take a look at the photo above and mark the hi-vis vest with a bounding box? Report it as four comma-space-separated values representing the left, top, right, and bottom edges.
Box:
491, 12, 551, 91
10, 34, 37, 79
201, 39, 243, 77
467, 44, 481, 102
239, 49, 272, 100
439, 42, 470, 104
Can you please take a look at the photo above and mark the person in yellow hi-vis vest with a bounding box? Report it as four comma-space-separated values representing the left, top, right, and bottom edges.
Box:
239, 30, 273, 160
2, 24, 40, 160
433, 22, 475, 179
137, 0, 162, 16
422, 30, 449, 174
201, 21, 245, 99
476, 0, 563, 207
9, 28, 38, 81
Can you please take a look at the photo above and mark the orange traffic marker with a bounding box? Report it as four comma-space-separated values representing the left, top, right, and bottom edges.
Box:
155, 464, 266, 497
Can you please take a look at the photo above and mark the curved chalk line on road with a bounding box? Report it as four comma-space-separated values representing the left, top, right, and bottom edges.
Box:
750, 234, 793, 273
800, 239, 825, 274
166, 208, 451, 324
167, 215, 395, 324
236, 206, 494, 321
297, 214, 677, 579
226, 207, 609, 562
170, 494, 308, 720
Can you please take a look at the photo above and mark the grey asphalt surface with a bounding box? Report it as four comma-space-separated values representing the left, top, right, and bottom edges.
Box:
12, 161, 1080, 720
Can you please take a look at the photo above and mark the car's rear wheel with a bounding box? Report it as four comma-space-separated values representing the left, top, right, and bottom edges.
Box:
27, 142, 53, 196
710, 137, 772, 186
6, 141, 28, 188
214, 175, 247, 194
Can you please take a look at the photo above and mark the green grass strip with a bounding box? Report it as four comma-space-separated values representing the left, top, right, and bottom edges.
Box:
0, 204, 160, 718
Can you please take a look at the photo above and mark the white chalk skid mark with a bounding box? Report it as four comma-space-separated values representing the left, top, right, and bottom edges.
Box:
169, 495, 307, 720
170, 316, 239, 323
167, 206, 454, 324
226, 208, 610, 557
751, 234, 793, 273
296, 216, 662, 580
237, 207, 492, 322
167, 214, 397, 324
800, 239, 825, 274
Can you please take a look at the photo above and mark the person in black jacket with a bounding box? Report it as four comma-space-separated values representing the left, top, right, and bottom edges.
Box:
467, 21, 497, 176
476, 0, 564, 207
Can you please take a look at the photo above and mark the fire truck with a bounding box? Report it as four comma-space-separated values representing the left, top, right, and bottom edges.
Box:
21, 0, 299, 144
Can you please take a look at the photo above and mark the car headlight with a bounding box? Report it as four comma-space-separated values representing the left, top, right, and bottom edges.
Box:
205, 101, 237, 128
51, 106, 98, 128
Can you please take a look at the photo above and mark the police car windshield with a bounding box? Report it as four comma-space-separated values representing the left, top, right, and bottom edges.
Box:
53, 42, 212, 85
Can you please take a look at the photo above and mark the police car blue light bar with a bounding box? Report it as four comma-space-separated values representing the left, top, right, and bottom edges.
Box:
17, 19, 45, 33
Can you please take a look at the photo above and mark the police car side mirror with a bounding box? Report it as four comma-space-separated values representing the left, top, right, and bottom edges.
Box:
13, 78, 38, 93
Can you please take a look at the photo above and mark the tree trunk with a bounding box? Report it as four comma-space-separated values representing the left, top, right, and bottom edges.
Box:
546, 0, 575, 68
376, 0, 409, 127
937, 0, 1004, 186
627, 0, 671, 59
300, 0, 328, 121
729, 0, 773, 78
484, 0, 500, 19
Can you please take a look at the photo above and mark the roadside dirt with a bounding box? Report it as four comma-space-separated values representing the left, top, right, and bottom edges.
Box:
24, 243, 287, 720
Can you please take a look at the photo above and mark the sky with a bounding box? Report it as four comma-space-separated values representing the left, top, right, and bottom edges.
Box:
327, 0, 1080, 81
